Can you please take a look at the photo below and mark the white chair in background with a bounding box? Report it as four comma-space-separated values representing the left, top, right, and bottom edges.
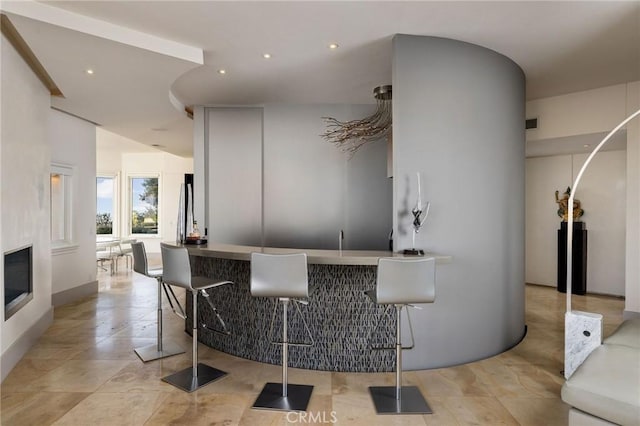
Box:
96, 240, 119, 275
117, 238, 137, 270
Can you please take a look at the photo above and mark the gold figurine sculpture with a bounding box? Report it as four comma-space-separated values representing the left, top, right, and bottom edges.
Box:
555, 187, 584, 222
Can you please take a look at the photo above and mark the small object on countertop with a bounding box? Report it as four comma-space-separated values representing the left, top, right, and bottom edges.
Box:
402, 248, 424, 256
189, 220, 201, 238
185, 237, 207, 245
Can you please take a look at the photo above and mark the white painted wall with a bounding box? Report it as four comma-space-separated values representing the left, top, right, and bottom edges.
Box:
526, 81, 639, 313
525, 155, 572, 286
525, 151, 627, 296
48, 109, 97, 296
574, 151, 627, 295
97, 129, 193, 253
1, 34, 53, 379
625, 81, 640, 317
527, 84, 628, 141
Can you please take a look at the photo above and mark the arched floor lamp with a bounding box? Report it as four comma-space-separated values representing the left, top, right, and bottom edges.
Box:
564, 107, 640, 379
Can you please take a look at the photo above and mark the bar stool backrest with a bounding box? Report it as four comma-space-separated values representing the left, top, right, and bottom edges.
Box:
131, 242, 150, 276
161, 243, 193, 290
376, 257, 436, 305
250, 252, 308, 298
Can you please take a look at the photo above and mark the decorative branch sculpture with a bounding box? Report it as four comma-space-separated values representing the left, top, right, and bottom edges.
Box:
321, 85, 392, 157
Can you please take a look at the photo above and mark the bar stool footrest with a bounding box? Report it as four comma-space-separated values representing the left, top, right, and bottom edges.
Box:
162, 363, 227, 393
201, 324, 232, 336
134, 340, 185, 362
269, 340, 312, 347
370, 344, 415, 351
369, 385, 432, 414
252, 382, 314, 411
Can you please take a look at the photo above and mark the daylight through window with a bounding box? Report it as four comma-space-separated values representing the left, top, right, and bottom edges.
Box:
130, 177, 158, 235
96, 176, 115, 235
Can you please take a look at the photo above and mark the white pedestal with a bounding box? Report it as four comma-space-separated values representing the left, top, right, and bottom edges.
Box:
565, 310, 603, 379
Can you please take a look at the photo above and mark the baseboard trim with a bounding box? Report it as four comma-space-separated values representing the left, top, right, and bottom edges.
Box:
1, 307, 54, 382
623, 310, 640, 320
52, 280, 98, 307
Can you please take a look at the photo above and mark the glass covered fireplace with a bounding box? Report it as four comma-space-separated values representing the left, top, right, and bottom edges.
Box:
4, 245, 33, 320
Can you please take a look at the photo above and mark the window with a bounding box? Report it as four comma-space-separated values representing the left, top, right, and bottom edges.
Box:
130, 176, 158, 235
50, 163, 74, 250
96, 176, 115, 235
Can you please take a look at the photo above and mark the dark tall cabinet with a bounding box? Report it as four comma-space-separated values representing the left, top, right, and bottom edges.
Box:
557, 221, 587, 295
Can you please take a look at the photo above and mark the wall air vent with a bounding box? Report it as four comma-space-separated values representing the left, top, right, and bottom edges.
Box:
525, 118, 538, 130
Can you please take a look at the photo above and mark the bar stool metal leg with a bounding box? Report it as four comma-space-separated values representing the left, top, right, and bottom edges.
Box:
134, 277, 185, 362
252, 298, 314, 411
369, 304, 432, 414
283, 298, 288, 398
162, 290, 227, 392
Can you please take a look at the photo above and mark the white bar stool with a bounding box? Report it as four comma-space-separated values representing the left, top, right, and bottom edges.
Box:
250, 252, 314, 412
365, 257, 436, 415
131, 242, 185, 362
160, 243, 233, 392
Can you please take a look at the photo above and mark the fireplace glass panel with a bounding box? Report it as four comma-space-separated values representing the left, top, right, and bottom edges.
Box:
4, 245, 33, 320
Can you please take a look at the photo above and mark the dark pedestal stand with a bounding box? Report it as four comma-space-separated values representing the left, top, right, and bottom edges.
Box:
557, 221, 587, 295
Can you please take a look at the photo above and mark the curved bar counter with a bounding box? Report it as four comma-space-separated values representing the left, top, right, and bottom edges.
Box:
179, 242, 460, 373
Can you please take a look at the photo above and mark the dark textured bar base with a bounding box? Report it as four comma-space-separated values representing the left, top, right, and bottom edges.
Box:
162, 363, 227, 393
402, 249, 424, 256
252, 382, 314, 411
134, 340, 185, 362
369, 386, 432, 414
192, 259, 397, 372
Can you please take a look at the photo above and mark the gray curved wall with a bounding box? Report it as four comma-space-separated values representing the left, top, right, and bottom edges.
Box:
392, 35, 526, 369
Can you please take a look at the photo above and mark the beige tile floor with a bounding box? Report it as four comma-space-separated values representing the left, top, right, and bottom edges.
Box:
1, 258, 625, 425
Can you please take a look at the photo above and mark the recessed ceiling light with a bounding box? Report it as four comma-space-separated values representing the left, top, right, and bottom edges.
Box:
263, 53, 271, 59
86, 69, 94, 75
328, 43, 339, 50
218, 69, 226, 75
151, 144, 164, 148
583, 144, 591, 148
151, 128, 167, 132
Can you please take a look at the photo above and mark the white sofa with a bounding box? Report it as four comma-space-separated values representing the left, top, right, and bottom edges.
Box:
561, 318, 640, 425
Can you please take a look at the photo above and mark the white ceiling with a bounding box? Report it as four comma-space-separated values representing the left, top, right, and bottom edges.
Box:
2, 1, 639, 157
525, 130, 627, 158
